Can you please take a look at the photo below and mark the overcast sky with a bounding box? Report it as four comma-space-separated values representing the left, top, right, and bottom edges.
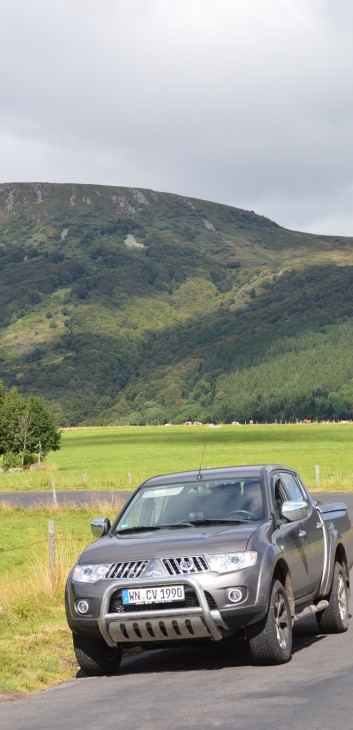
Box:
1, 0, 353, 235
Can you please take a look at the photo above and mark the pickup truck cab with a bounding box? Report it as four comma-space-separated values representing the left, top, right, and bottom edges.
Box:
65, 464, 353, 674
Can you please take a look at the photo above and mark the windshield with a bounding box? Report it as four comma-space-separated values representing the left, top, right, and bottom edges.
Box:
115, 478, 265, 532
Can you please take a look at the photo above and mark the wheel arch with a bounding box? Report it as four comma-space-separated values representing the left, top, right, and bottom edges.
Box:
319, 530, 349, 598
272, 559, 294, 617
335, 542, 349, 588
256, 547, 294, 616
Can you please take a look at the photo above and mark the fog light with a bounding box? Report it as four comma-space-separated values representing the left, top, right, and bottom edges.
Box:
226, 588, 244, 604
76, 600, 90, 614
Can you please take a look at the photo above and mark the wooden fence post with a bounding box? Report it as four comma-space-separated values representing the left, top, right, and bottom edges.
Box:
315, 465, 320, 486
48, 519, 56, 586
50, 478, 58, 507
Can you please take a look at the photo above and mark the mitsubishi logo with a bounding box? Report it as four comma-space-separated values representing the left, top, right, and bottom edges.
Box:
180, 557, 195, 572
145, 561, 164, 578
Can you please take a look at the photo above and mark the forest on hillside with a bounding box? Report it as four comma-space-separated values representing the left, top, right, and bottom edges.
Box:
1, 183, 353, 426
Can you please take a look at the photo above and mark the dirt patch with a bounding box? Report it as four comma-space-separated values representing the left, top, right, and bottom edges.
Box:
0, 691, 28, 703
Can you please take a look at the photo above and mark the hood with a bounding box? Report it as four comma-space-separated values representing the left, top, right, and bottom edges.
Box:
77, 523, 260, 564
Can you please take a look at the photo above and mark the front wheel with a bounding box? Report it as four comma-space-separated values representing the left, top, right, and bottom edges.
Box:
73, 633, 123, 676
248, 580, 292, 665
316, 561, 349, 633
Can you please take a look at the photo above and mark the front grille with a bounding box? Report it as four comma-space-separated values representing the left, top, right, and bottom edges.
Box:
103, 555, 210, 581
161, 556, 209, 575
105, 561, 149, 580
109, 588, 217, 613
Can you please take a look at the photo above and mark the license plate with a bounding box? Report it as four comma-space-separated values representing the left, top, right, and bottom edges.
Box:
122, 585, 185, 605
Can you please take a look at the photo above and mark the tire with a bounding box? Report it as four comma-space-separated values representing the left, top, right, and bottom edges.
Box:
248, 580, 292, 665
316, 561, 349, 633
73, 633, 123, 676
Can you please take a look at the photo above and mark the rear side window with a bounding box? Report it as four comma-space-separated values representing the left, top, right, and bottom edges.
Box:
279, 472, 305, 501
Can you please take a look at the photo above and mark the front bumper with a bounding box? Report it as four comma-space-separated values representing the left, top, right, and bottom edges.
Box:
66, 573, 268, 645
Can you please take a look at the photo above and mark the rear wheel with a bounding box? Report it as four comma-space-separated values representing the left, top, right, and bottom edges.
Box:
248, 580, 292, 665
316, 561, 349, 633
73, 633, 123, 676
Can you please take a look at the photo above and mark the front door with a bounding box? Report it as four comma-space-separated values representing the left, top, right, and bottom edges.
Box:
273, 471, 325, 598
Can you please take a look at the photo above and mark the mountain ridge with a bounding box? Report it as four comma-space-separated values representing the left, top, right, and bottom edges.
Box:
1, 182, 353, 425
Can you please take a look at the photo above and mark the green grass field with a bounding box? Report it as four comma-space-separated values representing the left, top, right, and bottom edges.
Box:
1, 423, 353, 492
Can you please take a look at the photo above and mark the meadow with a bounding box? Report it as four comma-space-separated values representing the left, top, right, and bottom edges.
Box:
1, 423, 353, 492
2, 422, 353, 697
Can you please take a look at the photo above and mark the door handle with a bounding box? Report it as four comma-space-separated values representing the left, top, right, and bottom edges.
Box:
298, 529, 307, 538
316, 522, 323, 530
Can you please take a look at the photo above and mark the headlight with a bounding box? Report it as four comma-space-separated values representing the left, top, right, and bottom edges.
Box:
72, 564, 111, 583
205, 552, 257, 573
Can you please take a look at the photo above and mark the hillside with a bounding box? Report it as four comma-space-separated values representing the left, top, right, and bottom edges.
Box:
1, 182, 353, 425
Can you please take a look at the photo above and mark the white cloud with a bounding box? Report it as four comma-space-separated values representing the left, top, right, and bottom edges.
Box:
1, 0, 353, 234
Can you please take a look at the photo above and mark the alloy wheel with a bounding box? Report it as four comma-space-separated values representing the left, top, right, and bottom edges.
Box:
274, 592, 290, 650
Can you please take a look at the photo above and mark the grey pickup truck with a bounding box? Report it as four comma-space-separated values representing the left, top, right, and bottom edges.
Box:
65, 464, 353, 674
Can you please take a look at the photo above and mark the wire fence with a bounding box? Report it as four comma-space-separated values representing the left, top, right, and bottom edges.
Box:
0, 523, 89, 588
0, 536, 86, 553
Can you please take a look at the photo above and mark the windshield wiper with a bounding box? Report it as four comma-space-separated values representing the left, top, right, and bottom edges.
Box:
115, 522, 196, 535
115, 525, 163, 535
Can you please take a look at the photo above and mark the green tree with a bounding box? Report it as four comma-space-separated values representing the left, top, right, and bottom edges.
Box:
23, 396, 61, 460
0, 385, 61, 466
0, 387, 24, 456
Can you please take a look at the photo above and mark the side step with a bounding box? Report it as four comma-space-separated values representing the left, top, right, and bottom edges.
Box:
293, 600, 329, 623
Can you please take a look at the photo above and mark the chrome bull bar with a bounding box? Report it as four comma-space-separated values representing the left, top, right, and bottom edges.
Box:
98, 576, 227, 647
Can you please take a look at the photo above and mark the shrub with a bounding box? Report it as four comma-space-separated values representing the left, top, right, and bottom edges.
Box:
3, 452, 22, 470
23, 452, 37, 467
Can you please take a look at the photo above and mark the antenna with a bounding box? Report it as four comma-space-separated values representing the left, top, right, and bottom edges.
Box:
197, 445, 206, 480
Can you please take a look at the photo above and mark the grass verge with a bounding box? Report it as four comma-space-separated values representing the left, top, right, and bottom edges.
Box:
0, 500, 122, 695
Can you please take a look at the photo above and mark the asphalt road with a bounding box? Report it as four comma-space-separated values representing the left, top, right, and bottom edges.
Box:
1, 491, 353, 730
0, 490, 132, 508
1, 607, 353, 730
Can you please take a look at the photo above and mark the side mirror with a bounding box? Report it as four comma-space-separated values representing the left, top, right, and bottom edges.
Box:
91, 517, 111, 538
281, 500, 309, 522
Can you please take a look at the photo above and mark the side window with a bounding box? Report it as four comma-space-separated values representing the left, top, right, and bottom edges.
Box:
279, 472, 305, 501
